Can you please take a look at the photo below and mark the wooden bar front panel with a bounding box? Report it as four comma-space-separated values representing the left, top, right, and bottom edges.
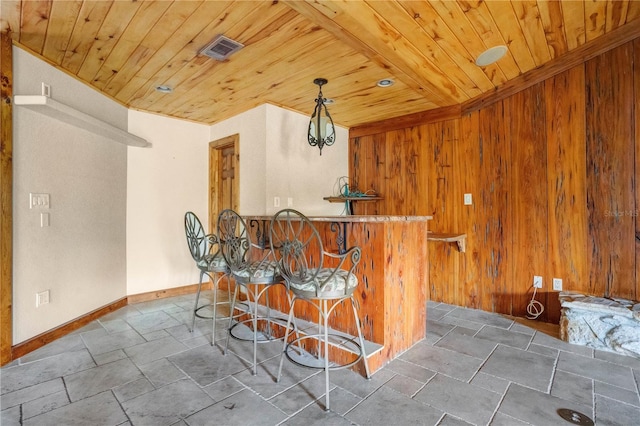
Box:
246, 218, 429, 373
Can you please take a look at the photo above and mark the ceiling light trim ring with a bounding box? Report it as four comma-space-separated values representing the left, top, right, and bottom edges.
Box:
475, 45, 508, 67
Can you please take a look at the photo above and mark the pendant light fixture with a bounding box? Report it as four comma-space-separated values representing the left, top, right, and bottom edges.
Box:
308, 78, 336, 155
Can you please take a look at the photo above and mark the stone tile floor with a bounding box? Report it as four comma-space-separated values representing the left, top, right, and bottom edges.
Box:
2, 293, 640, 425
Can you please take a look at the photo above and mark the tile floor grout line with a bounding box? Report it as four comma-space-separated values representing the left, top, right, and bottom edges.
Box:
546, 344, 560, 394
110, 388, 135, 426
411, 368, 438, 399
486, 381, 514, 426
464, 341, 500, 385
340, 372, 397, 418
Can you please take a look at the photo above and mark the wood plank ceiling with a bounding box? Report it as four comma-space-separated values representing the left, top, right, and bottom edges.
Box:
1, 0, 639, 128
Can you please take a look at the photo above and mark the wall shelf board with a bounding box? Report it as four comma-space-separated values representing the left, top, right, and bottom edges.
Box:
323, 196, 383, 202
14, 95, 150, 148
323, 195, 383, 215
427, 232, 467, 253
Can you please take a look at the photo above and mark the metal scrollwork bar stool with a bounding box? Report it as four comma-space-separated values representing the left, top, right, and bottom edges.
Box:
270, 208, 371, 411
217, 209, 294, 375
184, 212, 238, 347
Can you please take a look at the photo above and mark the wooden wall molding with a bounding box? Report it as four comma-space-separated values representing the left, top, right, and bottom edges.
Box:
11, 297, 128, 360
126, 282, 208, 304
1, 32, 13, 366
349, 102, 461, 139
7, 283, 205, 363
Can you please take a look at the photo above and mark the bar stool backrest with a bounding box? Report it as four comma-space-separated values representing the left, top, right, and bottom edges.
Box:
270, 209, 323, 287
185, 211, 217, 266
271, 209, 361, 298
217, 209, 250, 275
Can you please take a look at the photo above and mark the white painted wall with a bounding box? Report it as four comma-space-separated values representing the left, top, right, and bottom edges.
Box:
264, 104, 347, 216
126, 104, 346, 298
12, 47, 129, 343
126, 110, 210, 296
209, 104, 348, 217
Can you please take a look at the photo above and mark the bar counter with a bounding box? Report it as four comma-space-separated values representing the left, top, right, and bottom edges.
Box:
245, 214, 432, 374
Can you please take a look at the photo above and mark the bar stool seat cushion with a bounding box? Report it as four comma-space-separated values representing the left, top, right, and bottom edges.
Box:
290, 268, 358, 298
232, 261, 280, 280
197, 253, 228, 272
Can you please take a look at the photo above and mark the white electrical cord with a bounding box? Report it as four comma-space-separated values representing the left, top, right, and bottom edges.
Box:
526, 287, 544, 319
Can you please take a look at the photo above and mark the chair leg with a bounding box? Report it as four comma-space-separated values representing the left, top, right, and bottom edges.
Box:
323, 299, 330, 411
225, 284, 240, 356
211, 272, 219, 347
251, 283, 259, 376
285, 287, 301, 345
277, 297, 297, 383
265, 289, 272, 340
190, 271, 205, 333
351, 296, 371, 379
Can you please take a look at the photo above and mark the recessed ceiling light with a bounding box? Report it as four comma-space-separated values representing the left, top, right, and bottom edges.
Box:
475, 46, 508, 67
377, 78, 395, 87
155, 85, 173, 94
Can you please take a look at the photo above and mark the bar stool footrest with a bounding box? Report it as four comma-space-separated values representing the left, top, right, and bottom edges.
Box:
284, 334, 364, 370
195, 300, 249, 321
229, 316, 292, 343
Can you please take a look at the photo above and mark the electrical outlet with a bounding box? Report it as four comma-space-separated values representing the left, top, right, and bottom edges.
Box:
287, 197, 293, 207
533, 275, 543, 289
273, 196, 280, 207
464, 193, 473, 205
553, 278, 563, 291
36, 290, 50, 307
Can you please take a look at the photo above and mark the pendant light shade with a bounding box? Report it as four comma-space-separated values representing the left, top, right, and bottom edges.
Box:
308, 78, 336, 155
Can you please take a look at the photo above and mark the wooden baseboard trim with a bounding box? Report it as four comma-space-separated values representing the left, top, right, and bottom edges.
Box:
8, 283, 206, 363
127, 282, 210, 304
11, 297, 128, 360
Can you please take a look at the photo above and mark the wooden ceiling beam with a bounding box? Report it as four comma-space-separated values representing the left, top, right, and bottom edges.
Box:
281, 0, 461, 107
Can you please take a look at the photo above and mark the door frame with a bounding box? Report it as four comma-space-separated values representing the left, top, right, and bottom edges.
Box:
1, 32, 13, 366
209, 134, 239, 232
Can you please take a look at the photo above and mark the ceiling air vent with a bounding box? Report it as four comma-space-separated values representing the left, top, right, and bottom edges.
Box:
200, 35, 244, 61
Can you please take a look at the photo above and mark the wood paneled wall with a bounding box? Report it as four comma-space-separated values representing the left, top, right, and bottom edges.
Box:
349, 40, 640, 323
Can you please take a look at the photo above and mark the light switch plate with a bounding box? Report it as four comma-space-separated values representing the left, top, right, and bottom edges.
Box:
41, 212, 50, 227
36, 290, 50, 307
42, 82, 51, 97
30, 193, 50, 209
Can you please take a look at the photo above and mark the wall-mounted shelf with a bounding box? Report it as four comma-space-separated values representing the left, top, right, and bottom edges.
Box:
427, 232, 467, 253
323, 196, 383, 203
14, 95, 150, 148
323, 195, 383, 215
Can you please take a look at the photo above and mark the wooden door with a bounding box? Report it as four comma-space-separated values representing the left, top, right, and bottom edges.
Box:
209, 134, 239, 232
